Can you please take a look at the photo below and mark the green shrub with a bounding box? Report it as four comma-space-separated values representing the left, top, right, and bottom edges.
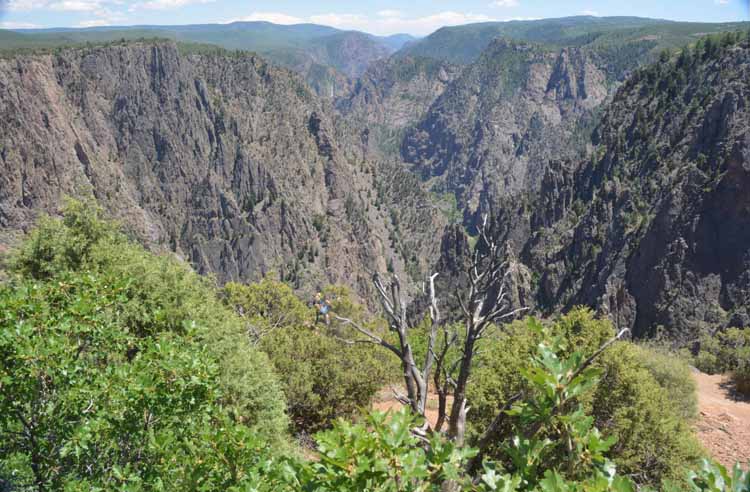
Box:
467, 318, 539, 441
466, 308, 702, 488
297, 332, 647, 492
6, 199, 289, 441
290, 326, 743, 492
551, 307, 615, 355
298, 409, 480, 491
467, 308, 613, 438
10, 198, 115, 279
261, 325, 393, 433
685, 459, 750, 492
733, 364, 750, 397
223, 276, 311, 343
223, 278, 395, 433
591, 343, 703, 486
693, 328, 750, 396
0, 270, 286, 489
634, 345, 697, 420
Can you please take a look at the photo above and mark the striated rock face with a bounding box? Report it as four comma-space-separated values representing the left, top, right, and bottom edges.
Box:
401, 39, 608, 245
272, 31, 393, 100
523, 40, 750, 340
394, 36, 749, 339
1, 33, 747, 342
338, 55, 461, 158
0, 41, 441, 295
312, 31, 392, 79
333, 55, 460, 285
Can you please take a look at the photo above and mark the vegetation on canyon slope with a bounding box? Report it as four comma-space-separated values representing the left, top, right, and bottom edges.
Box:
0, 201, 747, 491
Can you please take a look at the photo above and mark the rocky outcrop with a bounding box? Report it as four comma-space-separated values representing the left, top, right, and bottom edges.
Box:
337, 55, 460, 158
401, 39, 608, 245
398, 35, 749, 340
0, 40, 441, 296
523, 39, 750, 340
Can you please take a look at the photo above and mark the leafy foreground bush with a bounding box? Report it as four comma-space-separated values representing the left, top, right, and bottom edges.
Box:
468, 310, 702, 487
0, 269, 288, 489
223, 278, 395, 433
0, 200, 289, 488
288, 333, 747, 492
8, 200, 289, 439
694, 328, 750, 396
1, 201, 747, 490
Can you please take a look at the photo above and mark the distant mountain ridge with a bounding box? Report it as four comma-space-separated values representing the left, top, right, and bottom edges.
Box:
0, 21, 417, 98
3, 15, 747, 96
397, 16, 750, 65
8, 21, 416, 55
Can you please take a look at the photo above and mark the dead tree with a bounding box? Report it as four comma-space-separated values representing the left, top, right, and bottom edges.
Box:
335, 272, 440, 418
336, 215, 526, 442
445, 216, 528, 444
337, 214, 633, 487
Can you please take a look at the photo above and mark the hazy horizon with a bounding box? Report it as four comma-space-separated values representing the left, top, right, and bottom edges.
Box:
1, 0, 748, 35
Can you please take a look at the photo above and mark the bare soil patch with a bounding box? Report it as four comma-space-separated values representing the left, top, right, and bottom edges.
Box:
372, 387, 450, 429
693, 371, 750, 469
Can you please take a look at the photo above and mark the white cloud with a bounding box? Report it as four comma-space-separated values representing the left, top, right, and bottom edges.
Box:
714, 0, 730, 4
305, 11, 496, 36
137, 0, 212, 10
4, 0, 49, 11
377, 9, 402, 18
501, 16, 540, 21
3, 0, 124, 24
490, 0, 519, 7
580, 9, 599, 16
1, 5, 502, 35
308, 13, 367, 28
49, 0, 102, 11
231, 11, 304, 24
77, 18, 111, 26
0, 20, 42, 27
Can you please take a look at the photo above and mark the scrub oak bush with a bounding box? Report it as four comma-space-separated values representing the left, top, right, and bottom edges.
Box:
467, 309, 702, 488
223, 278, 396, 433
0, 252, 287, 487
694, 328, 750, 396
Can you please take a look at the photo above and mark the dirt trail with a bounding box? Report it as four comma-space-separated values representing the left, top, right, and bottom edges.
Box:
372, 387, 449, 428
693, 371, 750, 468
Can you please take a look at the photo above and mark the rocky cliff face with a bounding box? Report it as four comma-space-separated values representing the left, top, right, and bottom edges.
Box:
338, 55, 460, 157
0, 41, 442, 295
401, 39, 608, 244
1, 33, 747, 341
523, 39, 750, 340
270, 31, 393, 100
391, 34, 749, 339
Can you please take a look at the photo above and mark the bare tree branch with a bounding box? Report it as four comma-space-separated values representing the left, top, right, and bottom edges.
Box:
334, 315, 402, 358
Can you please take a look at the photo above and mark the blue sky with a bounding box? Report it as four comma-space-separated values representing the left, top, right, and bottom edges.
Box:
1, 0, 748, 33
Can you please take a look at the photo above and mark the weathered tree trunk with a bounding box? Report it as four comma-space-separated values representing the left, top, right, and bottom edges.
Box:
447, 332, 476, 444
